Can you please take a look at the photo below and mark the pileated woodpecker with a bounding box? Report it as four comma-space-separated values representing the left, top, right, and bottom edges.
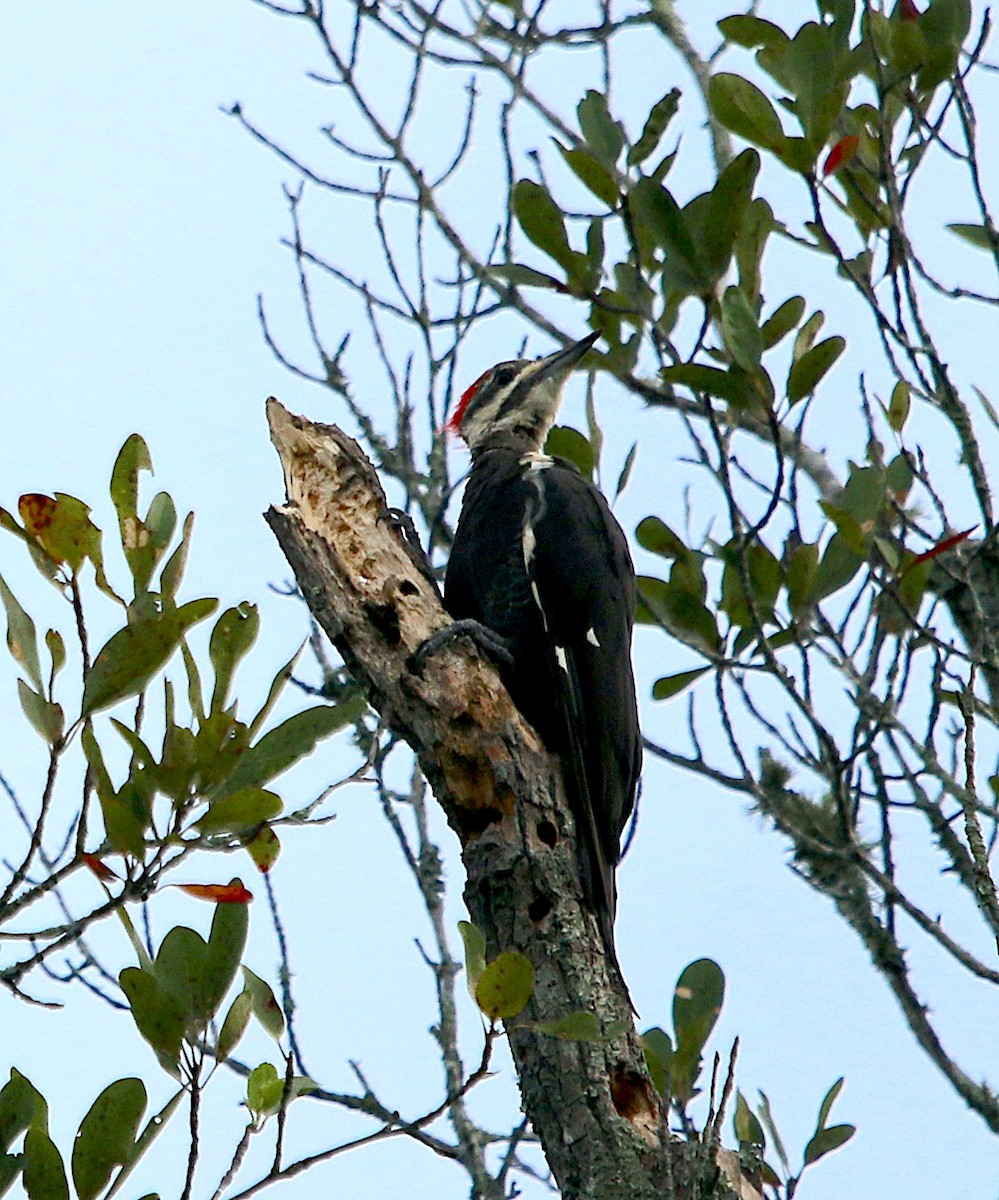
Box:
444, 331, 641, 969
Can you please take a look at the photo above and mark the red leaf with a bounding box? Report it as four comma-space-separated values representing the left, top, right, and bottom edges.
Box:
912, 527, 976, 566
823, 135, 859, 177
82, 853, 120, 882
175, 882, 253, 904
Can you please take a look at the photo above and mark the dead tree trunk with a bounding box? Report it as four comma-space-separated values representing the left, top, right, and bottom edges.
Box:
264, 398, 751, 1200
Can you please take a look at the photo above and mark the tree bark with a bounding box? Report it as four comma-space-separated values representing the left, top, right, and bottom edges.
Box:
264, 399, 752, 1200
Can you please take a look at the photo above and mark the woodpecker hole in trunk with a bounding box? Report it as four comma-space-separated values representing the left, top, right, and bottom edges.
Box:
610, 1065, 660, 1125
536, 819, 558, 847
363, 598, 402, 644
528, 894, 552, 923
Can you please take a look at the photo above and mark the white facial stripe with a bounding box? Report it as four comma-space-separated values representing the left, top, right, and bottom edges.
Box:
586, 627, 601, 647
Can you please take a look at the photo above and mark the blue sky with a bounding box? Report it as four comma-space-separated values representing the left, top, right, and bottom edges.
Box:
2, 3, 999, 1197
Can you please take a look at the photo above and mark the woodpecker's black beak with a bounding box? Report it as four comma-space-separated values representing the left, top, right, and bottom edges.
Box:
532, 331, 600, 383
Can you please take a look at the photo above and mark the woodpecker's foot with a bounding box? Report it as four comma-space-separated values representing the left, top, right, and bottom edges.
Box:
410, 619, 515, 675
378, 507, 441, 596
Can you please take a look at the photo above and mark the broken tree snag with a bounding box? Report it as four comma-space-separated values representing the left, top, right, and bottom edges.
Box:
265, 398, 671, 1200
264, 397, 530, 836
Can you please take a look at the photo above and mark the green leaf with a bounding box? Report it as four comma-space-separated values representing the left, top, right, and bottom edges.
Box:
886, 453, 914, 500
761, 296, 805, 349
671, 958, 725, 1104
0, 1069, 47, 1153
475, 951, 534, 1021
160, 511, 194, 602
217, 991, 253, 1061
816, 1075, 845, 1129
721, 542, 782, 628
792, 310, 825, 359
577, 90, 624, 167
628, 178, 707, 293
636, 517, 686, 559
803, 1123, 855, 1165
973, 384, 999, 431
153, 927, 214, 1034
144, 491, 176, 556
704, 150, 761, 280
887, 380, 911, 432
119, 967, 185, 1066
0, 576, 42, 691
946, 222, 999, 251
818, 502, 866, 558
246, 1064, 283, 1117
808, 532, 863, 603
110, 720, 157, 770
708, 73, 785, 150
786, 336, 845, 403
628, 89, 680, 166
242, 967, 285, 1039
209, 602, 259, 712
786, 541, 819, 616
44, 630, 65, 685
780, 20, 850, 148
216, 696, 365, 799
652, 667, 710, 701
17, 680, 63, 746
614, 443, 637, 501
458, 920, 487, 1000
110, 436, 160, 593
641, 1027, 673, 1096
110, 435, 152, 532
195, 788, 282, 836
244, 1065, 312, 1118
100, 784, 150, 861
734, 196, 776, 305
22, 1129, 68, 1200
919, 0, 972, 56
839, 463, 887, 525
104, 1089, 183, 1200
758, 1090, 790, 1175
203, 887, 249, 1019
534, 1011, 623, 1042
717, 14, 789, 50
662, 363, 748, 405
734, 1091, 765, 1148
245, 826, 281, 873
545, 426, 595, 481
721, 285, 762, 372
485, 263, 562, 290
512, 180, 574, 271
249, 644, 304, 738
71, 1079, 146, 1200
0, 1154, 20, 1198
556, 143, 619, 208
82, 598, 218, 716
636, 576, 721, 655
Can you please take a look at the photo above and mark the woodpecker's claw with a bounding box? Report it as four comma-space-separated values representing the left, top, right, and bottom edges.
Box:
410, 619, 515, 676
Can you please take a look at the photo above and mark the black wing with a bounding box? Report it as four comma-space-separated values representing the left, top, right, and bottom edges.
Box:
528, 458, 641, 954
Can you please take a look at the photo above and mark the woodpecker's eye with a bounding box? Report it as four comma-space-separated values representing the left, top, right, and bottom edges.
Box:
492, 365, 518, 388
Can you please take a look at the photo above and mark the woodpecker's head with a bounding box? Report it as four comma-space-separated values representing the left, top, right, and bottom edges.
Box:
447, 331, 600, 455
